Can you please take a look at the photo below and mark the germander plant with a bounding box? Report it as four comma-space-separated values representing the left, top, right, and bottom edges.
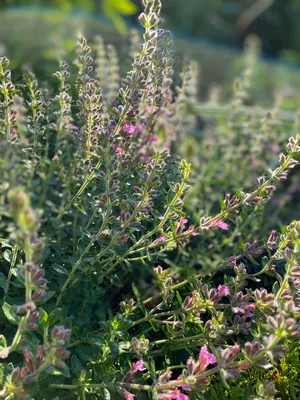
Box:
0, 0, 299, 399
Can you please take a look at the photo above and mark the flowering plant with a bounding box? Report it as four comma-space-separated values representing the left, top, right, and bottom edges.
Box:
0, 0, 299, 399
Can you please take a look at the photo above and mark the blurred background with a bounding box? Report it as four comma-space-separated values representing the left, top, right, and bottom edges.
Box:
0, 0, 300, 93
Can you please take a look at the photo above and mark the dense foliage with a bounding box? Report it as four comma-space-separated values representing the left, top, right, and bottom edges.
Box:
0, 0, 300, 399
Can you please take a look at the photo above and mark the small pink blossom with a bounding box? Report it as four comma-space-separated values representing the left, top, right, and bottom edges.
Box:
156, 235, 167, 243
217, 285, 230, 296
127, 125, 136, 134
231, 344, 240, 358
247, 303, 256, 312
138, 148, 147, 155
176, 377, 193, 391
148, 134, 158, 142
186, 225, 199, 236
122, 121, 136, 134
177, 217, 188, 233
130, 360, 147, 375
158, 390, 190, 400
116, 146, 123, 156
121, 389, 135, 400
209, 218, 228, 230
198, 346, 217, 372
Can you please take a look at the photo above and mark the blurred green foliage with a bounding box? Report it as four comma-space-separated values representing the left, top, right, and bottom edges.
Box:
1, 0, 300, 57
0, 0, 138, 32
131, 0, 300, 57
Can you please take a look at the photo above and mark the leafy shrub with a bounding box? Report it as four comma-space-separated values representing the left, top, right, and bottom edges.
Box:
0, 0, 299, 399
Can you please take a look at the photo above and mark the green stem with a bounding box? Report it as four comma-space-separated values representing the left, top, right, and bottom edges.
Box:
57, 158, 103, 219
0, 64, 11, 141
3, 245, 18, 302
97, 165, 191, 281
56, 152, 112, 305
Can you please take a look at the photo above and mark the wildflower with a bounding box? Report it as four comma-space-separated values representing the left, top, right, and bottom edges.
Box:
197, 346, 217, 372
122, 121, 136, 135
148, 134, 158, 142
218, 285, 230, 296
129, 360, 147, 374
186, 225, 199, 236
158, 371, 173, 382
208, 218, 228, 230
177, 217, 188, 233
119, 388, 135, 400
116, 146, 123, 157
157, 390, 190, 400
218, 344, 240, 363
187, 346, 217, 378
155, 235, 168, 243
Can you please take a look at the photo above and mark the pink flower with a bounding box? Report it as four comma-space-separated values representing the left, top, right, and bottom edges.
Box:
217, 285, 230, 296
122, 121, 136, 135
116, 146, 123, 157
186, 225, 199, 236
247, 303, 256, 312
127, 125, 136, 134
198, 346, 217, 372
148, 134, 158, 142
156, 235, 167, 243
121, 389, 135, 400
210, 218, 228, 230
138, 148, 147, 155
231, 344, 240, 358
130, 360, 147, 375
158, 390, 190, 400
177, 217, 188, 233
175, 376, 192, 391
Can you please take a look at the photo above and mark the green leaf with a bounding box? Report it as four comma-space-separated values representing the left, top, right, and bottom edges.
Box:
24, 380, 39, 396
40, 309, 49, 324
71, 355, 84, 378
176, 291, 183, 307
3, 249, 12, 263
0, 239, 11, 247
272, 281, 280, 295
76, 346, 100, 362
0, 336, 7, 350
0, 272, 6, 289
52, 264, 68, 275
48, 308, 67, 326
102, 388, 111, 400
2, 302, 17, 325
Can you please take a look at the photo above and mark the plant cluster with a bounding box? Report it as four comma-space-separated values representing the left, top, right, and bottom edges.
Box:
0, 0, 299, 399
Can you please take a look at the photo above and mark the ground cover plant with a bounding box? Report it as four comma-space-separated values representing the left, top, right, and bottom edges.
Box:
0, 0, 300, 399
